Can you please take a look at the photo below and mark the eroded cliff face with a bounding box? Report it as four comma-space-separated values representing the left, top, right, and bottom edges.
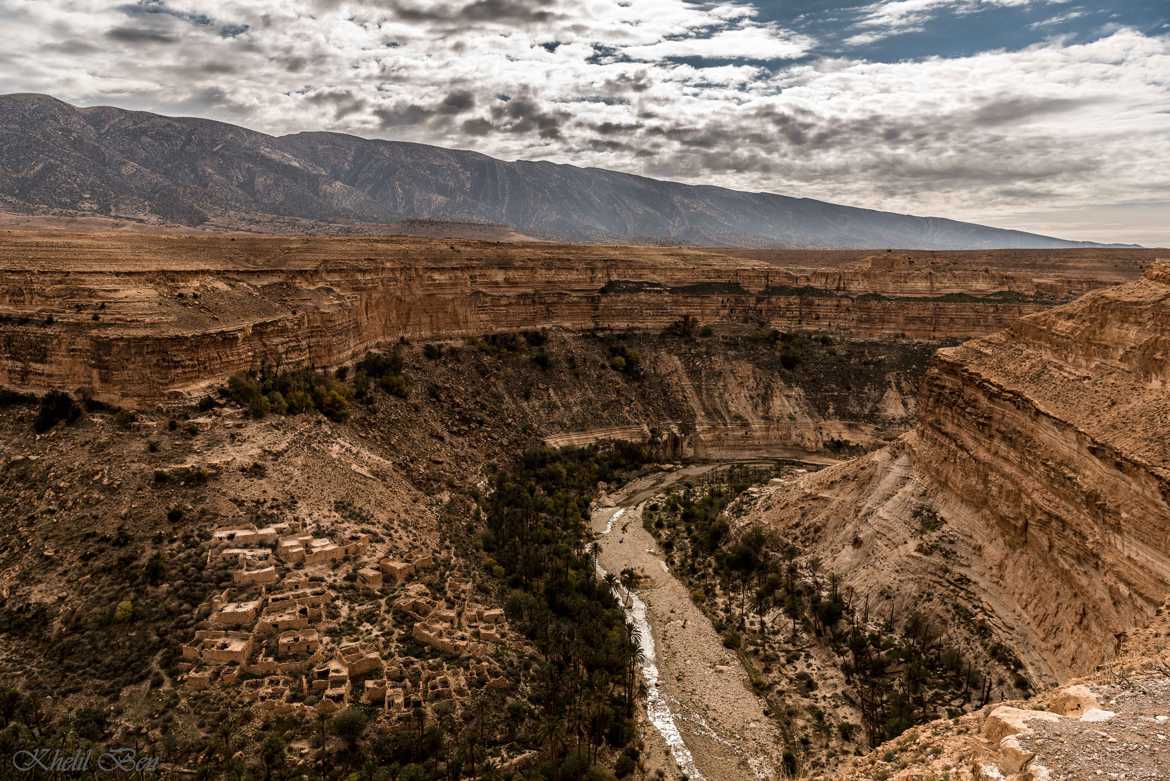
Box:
739, 261, 1170, 685
538, 335, 934, 458
0, 231, 1148, 406
913, 264, 1170, 677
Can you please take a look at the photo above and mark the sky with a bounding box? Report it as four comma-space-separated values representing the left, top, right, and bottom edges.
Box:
1, 0, 1168, 245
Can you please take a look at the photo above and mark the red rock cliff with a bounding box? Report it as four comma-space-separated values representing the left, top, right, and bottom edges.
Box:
0, 231, 1148, 406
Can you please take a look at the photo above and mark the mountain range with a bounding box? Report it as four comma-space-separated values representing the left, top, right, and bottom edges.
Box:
0, 93, 1124, 249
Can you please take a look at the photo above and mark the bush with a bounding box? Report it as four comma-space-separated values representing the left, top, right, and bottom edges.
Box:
356, 350, 404, 379
226, 373, 260, 405
378, 373, 409, 399
522, 331, 548, 347
267, 390, 288, 416
0, 388, 37, 409
332, 707, 368, 747
614, 747, 638, 778
663, 315, 699, 339
357, 350, 409, 399
483, 333, 522, 353
33, 391, 80, 432
113, 599, 134, 623
607, 345, 642, 377
73, 707, 107, 741
423, 343, 443, 360
260, 734, 286, 774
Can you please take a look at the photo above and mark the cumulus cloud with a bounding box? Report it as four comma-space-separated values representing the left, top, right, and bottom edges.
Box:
0, 0, 1167, 243
622, 24, 814, 61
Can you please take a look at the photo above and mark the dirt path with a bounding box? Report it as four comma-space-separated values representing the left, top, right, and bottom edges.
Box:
592, 466, 785, 781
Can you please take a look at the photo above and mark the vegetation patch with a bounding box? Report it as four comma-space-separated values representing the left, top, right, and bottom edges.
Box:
480, 443, 650, 777
643, 467, 993, 774
33, 390, 81, 432
224, 349, 412, 422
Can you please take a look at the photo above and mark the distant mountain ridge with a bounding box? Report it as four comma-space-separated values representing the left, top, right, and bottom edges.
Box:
0, 93, 1128, 249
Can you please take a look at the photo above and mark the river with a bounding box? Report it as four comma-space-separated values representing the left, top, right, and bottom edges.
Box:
591, 464, 785, 781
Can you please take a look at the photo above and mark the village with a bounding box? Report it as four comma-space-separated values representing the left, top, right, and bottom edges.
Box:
177, 515, 513, 725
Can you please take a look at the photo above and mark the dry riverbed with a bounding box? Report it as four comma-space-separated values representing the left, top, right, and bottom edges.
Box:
592, 466, 784, 781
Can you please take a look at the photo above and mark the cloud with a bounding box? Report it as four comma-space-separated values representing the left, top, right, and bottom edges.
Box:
847, 0, 1051, 45
305, 88, 368, 119
489, 96, 569, 139
436, 89, 475, 114
461, 117, 493, 135
105, 25, 179, 44
1030, 9, 1087, 29
970, 95, 1102, 125
117, 0, 251, 39
373, 102, 432, 127
369, 89, 477, 127
386, 0, 559, 24
623, 25, 814, 62
1, 0, 1167, 243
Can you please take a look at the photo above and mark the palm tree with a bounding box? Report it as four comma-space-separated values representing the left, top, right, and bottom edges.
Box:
623, 620, 644, 715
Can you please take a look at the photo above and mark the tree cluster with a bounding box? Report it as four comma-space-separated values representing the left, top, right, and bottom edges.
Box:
481, 444, 650, 779
647, 473, 990, 751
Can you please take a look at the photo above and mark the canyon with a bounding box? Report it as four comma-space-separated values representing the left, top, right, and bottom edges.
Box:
735, 261, 1170, 729
0, 228, 1150, 410
0, 225, 1167, 780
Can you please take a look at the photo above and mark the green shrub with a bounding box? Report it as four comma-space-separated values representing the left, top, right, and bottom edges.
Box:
0, 388, 37, 409
607, 345, 642, 377
356, 350, 404, 379
378, 373, 409, 399
33, 391, 80, 432
112, 409, 136, 430
614, 747, 638, 778
113, 599, 134, 623
225, 367, 353, 421
663, 314, 699, 339
267, 390, 288, 415
332, 707, 368, 747
73, 707, 107, 741
357, 350, 408, 399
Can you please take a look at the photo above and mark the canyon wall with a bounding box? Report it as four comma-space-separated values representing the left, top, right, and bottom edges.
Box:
0, 231, 1148, 407
740, 261, 1170, 683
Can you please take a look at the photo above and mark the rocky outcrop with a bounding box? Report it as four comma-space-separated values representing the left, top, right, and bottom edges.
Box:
828, 602, 1170, 781
740, 261, 1170, 685
0, 230, 1147, 407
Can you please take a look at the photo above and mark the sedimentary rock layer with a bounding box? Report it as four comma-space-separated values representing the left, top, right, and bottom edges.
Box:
742, 261, 1170, 682
0, 230, 1150, 405
914, 264, 1170, 676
